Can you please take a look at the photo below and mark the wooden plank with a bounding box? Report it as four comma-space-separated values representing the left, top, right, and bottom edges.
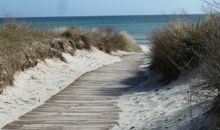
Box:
3, 53, 146, 130
3, 123, 114, 130
23, 112, 119, 116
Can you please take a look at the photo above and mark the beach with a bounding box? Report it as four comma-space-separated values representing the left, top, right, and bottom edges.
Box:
0, 14, 218, 129
0, 44, 217, 130
0, 48, 121, 128
1, 0, 220, 129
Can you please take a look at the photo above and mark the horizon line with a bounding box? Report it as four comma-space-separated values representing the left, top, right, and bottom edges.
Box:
0, 13, 206, 19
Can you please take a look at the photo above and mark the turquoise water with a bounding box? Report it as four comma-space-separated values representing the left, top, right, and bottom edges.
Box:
0, 15, 205, 44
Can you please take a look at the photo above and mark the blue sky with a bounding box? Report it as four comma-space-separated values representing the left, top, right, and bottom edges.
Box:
0, 0, 209, 17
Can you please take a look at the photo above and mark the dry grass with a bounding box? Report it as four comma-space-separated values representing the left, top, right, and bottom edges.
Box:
61, 27, 91, 50
149, 14, 220, 128
61, 27, 118, 52
201, 1, 220, 126
87, 27, 121, 53
150, 20, 205, 82
0, 22, 77, 92
199, 14, 220, 90
118, 32, 141, 52
0, 21, 139, 92
199, 14, 220, 128
61, 27, 140, 53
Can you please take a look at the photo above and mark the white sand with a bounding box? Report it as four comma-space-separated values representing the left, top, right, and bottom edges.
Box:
112, 45, 217, 130
0, 48, 121, 128
139, 44, 151, 54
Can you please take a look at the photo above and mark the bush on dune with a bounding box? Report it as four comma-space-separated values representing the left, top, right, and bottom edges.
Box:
118, 32, 141, 52
150, 20, 205, 82
149, 14, 220, 128
199, 15, 220, 128
150, 14, 220, 84
91, 28, 140, 53
91, 27, 121, 53
0, 22, 76, 92
200, 14, 220, 89
61, 27, 91, 50
61, 27, 140, 53
0, 21, 140, 92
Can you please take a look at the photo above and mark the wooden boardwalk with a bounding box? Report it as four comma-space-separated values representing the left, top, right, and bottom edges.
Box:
3, 53, 146, 130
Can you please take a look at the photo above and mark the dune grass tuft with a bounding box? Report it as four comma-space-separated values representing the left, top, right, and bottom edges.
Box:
61, 27, 91, 50
88, 27, 121, 53
118, 32, 141, 52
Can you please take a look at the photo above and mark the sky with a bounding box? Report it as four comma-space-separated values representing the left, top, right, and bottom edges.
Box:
0, 0, 210, 17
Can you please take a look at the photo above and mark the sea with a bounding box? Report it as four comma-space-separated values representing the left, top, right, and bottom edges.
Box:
0, 15, 205, 44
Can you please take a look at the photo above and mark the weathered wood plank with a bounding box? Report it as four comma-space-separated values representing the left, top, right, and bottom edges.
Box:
3, 53, 146, 130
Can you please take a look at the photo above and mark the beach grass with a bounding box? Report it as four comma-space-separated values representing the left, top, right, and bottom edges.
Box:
149, 14, 220, 127
61, 27, 140, 53
118, 32, 141, 52
149, 14, 220, 85
149, 20, 206, 82
0, 21, 139, 92
0, 22, 70, 92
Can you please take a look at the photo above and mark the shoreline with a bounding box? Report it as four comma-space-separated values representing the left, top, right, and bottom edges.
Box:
0, 48, 122, 128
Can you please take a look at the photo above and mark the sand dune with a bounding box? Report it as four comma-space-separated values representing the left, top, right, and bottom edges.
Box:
0, 48, 121, 128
